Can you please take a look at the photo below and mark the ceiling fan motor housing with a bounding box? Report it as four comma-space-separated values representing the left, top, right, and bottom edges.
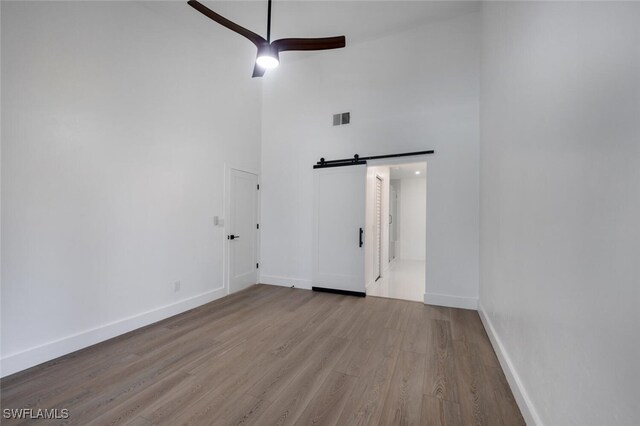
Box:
258, 44, 280, 62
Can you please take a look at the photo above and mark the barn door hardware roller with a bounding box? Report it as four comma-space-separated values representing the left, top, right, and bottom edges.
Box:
313, 150, 435, 169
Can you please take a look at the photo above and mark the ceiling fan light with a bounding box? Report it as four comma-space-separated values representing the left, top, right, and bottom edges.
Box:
256, 54, 279, 69
256, 44, 280, 70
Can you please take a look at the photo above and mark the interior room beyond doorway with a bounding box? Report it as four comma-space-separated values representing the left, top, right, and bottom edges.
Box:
365, 161, 426, 302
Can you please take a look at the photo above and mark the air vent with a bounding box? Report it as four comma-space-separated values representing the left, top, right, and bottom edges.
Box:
333, 112, 351, 126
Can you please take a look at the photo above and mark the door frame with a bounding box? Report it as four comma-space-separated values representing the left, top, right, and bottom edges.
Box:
389, 183, 398, 263
374, 174, 383, 282
224, 164, 261, 296
366, 155, 429, 301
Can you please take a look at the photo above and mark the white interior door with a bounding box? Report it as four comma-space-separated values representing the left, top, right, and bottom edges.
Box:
313, 165, 366, 295
229, 169, 258, 294
374, 176, 383, 280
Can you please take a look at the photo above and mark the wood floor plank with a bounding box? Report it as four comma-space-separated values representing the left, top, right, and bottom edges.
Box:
336, 328, 401, 426
453, 338, 506, 426
424, 319, 459, 402
484, 365, 527, 426
122, 416, 152, 426
450, 307, 500, 369
217, 392, 272, 426
294, 371, 357, 425
401, 304, 430, 354
1, 285, 523, 426
379, 349, 426, 425
150, 346, 277, 424
334, 306, 387, 377
252, 336, 349, 425
424, 304, 452, 322
267, 296, 336, 358
157, 386, 229, 425
63, 340, 217, 423
247, 334, 348, 403
0, 352, 141, 413
132, 373, 204, 424
158, 285, 276, 335
383, 298, 412, 331
86, 371, 191, 426
341, 308, 375, 341
330, 298, 367, 340
243, 296, 347, 403
421, 394, 463, 426
143, 344, 278, 423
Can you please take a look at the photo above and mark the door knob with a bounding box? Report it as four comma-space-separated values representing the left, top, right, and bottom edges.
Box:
228, 235, 240, 240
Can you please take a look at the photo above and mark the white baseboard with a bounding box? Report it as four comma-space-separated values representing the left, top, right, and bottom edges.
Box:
478, 302, 543, 426
259, 274, 312, 290
424, 292, 478, 310
0, 287, 227, 378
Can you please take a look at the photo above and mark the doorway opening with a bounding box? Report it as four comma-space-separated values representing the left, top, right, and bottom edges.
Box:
311, 151, 432, 298
365, 161, 426, 302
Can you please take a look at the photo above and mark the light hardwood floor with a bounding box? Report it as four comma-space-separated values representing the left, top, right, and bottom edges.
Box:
0, 285, 524, 425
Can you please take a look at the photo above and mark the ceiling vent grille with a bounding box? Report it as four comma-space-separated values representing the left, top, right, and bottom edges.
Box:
333, 112, 351, 126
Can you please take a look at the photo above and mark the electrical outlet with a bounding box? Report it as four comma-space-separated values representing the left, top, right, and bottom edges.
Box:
174, 281, 181, 292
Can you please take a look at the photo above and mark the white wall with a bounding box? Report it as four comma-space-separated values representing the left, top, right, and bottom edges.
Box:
1, 1, 262, 376
260, 12, 480, 309
398, 177, 426, 261
480, 2, 640, 425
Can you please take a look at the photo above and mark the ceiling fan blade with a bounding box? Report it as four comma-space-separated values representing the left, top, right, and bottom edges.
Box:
252, 63, 266, 78
187, 0, 266, 48
272, 36, 346, 52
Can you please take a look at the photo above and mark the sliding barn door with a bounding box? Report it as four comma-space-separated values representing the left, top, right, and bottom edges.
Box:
313, 165, 366, 295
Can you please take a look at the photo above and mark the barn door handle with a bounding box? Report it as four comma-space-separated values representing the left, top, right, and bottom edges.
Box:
359, 228, 364, 247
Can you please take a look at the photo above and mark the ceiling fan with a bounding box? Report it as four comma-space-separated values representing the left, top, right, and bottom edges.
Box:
187, 0, 346, 77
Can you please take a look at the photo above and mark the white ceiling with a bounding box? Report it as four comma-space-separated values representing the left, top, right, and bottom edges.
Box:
144, 1, 481, 45
389, 162, 426, 179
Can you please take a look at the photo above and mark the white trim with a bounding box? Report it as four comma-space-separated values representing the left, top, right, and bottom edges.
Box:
0, 287, 226, 378
478, 302, 543, 426
424, 292, 478, 310
259, 274, 312, 290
